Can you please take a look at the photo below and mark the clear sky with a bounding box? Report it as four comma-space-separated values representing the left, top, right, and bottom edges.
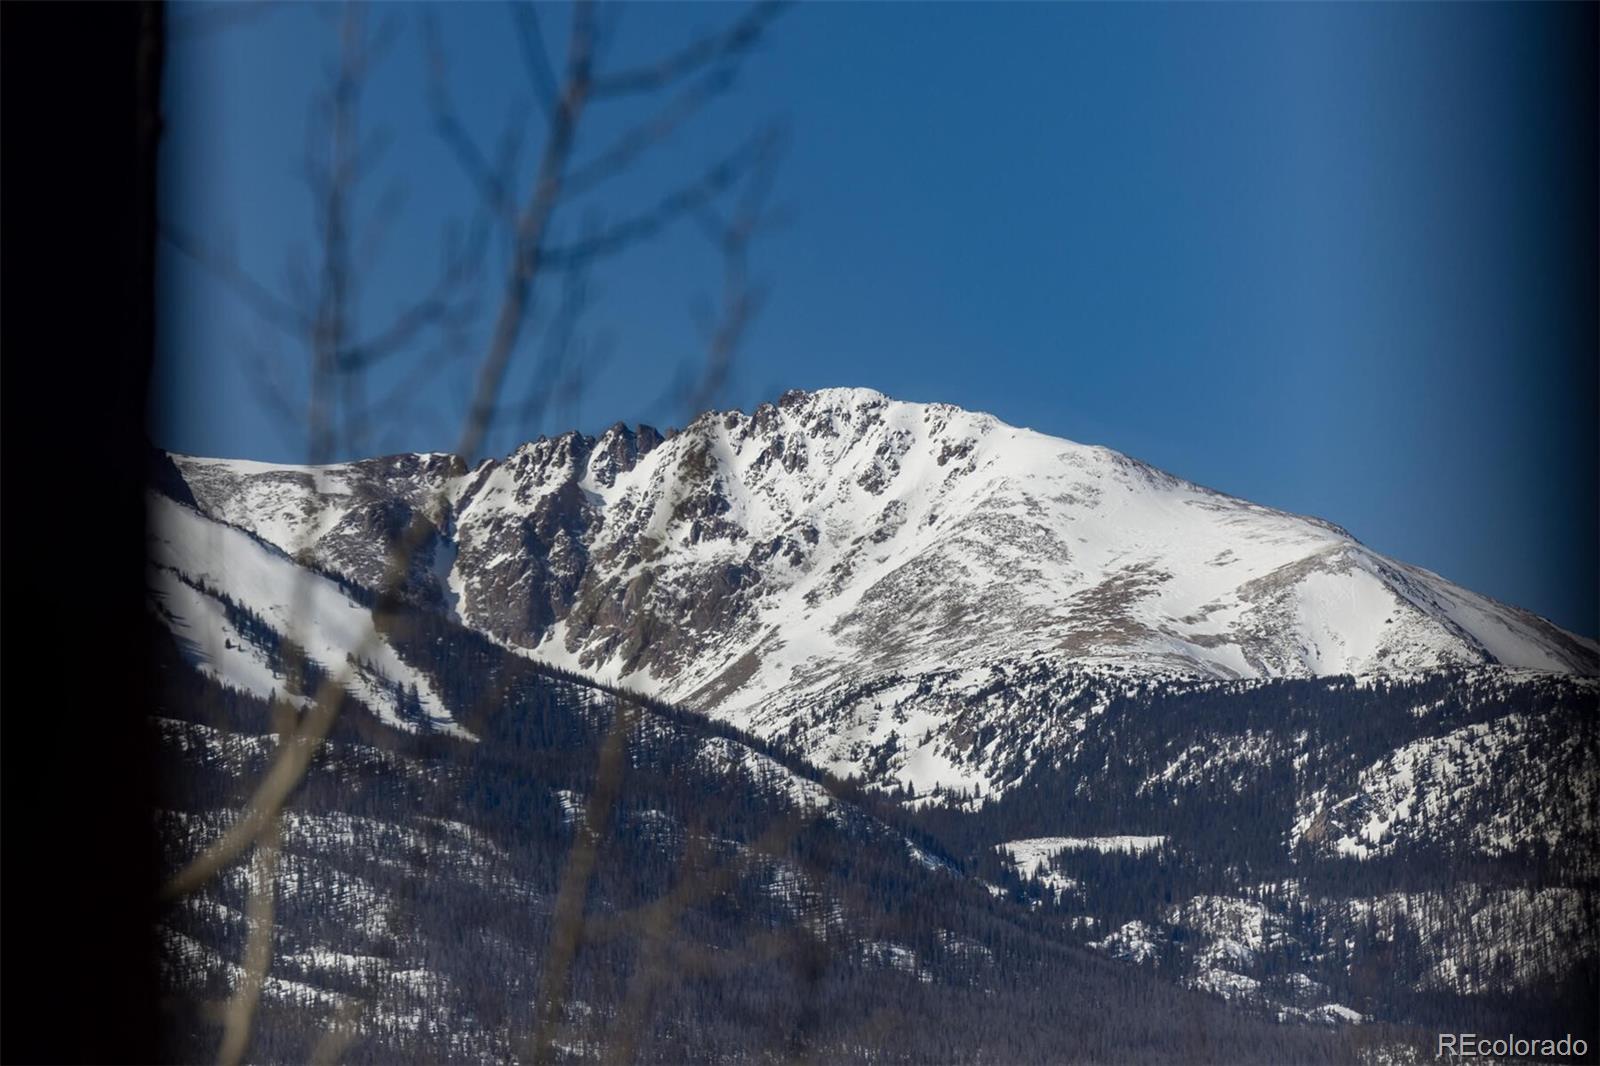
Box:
155, 2, 1596, 637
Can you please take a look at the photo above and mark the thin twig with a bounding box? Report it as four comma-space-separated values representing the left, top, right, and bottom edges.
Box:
528, 697, 638, 1066
588, 2, 784, 99
163, 225, 310, 336
561, 67, 738, 203
541, 129, 775, 270
216, 816, 281, 1066
507, 1, 560, 119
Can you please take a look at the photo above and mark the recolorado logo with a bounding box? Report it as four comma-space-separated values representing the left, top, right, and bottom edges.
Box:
1438, 1033, 1588, 1060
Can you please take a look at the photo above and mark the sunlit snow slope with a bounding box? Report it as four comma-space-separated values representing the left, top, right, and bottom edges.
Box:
149, 494, 468, 738
164, 388, 1598, 791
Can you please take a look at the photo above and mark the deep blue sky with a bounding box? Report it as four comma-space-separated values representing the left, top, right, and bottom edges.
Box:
155, 2, 1596, 636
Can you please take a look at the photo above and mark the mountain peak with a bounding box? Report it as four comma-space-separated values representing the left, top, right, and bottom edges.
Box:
782, 384, 891, 408
162, 387, 1599, 792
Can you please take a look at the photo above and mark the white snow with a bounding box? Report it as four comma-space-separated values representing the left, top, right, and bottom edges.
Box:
1090, 920, 1163, 965
163, 387, 1600, 796
148, 495, 469, 738
1000, 835, 1167, 865
1290, 708, 1595, 860
695, 737, 834, 815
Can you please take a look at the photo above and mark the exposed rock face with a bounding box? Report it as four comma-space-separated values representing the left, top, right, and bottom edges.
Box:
168, 387, 1599, 793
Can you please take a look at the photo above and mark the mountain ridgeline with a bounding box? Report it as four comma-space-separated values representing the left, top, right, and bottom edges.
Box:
168, 387, 1598, 796
149, 388, 1599, 1062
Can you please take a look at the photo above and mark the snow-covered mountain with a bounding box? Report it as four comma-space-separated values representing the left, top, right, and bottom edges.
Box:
147, 389, 1600, 1048
162, 387, 1598, 794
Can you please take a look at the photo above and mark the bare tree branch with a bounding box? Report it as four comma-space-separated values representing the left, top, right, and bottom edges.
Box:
352, 178, 409, 272
561, 66, 737, 203
216, 816, 281, 1066
655, 127, 785, 418
162, 0, 600, 903
542, 127, 779, 269
528, 697, 638, 1066
423, 11, 524, 227
338, 261, 483, 373
495, 249, 594, 439
239, 332, 309, 446
357, 333, 476, 441
507, 0, 561, 120
163, 225, 310, 337
457, 0, 596, 460
162, 5, 795, 1060
594, 807, 821, 1066
588, 1, 785, 100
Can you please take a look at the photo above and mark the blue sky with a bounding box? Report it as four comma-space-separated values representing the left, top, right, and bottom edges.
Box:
155, 2, 1596, 636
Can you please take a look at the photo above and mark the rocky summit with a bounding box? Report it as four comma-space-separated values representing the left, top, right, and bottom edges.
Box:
164, 387, 1598, 795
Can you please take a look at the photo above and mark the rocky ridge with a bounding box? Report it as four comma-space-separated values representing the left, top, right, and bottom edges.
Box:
167, 387, 1600, 794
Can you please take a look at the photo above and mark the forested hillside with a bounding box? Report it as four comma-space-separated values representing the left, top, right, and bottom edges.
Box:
914, 670, 1599, 1044
153, 611, 1367, 1063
